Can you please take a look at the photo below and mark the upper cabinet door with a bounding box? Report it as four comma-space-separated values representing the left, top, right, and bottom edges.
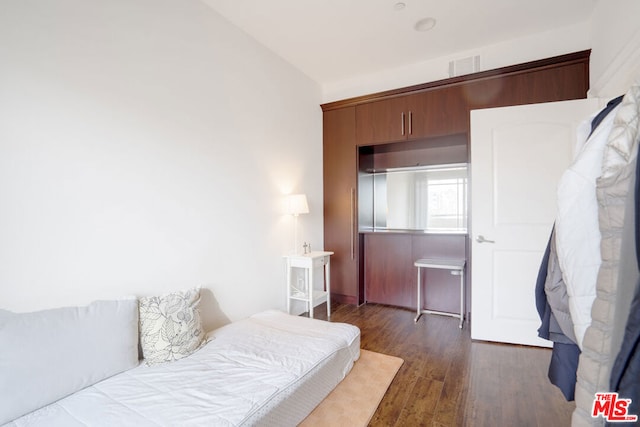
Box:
406, 86, 469, 138
356, 86, 470, 145
356, 97, 407, 145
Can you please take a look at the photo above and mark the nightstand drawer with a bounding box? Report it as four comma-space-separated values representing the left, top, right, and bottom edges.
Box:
312, 256, 327, 268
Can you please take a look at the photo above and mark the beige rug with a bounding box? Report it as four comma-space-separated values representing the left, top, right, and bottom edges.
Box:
300, 349, 404, 427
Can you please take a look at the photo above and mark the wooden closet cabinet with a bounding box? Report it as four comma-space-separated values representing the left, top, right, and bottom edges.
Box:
356, 86, 468, 145
323, 50, 591, 310
323, 107, 360, 305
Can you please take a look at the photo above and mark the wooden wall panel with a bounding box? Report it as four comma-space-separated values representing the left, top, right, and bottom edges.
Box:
364, 233, 415, 309
364, 233, 467, 312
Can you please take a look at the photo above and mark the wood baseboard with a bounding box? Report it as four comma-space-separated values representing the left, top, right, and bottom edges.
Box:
330, 293, 358, 305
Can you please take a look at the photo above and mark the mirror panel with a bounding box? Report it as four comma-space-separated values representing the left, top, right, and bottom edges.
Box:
361, 164, 468, 233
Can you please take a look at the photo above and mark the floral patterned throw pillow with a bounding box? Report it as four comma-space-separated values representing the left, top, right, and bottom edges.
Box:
139, 287, 205, 366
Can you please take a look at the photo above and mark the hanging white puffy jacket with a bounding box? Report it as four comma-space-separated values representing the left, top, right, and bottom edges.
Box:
555, 100, 621, 349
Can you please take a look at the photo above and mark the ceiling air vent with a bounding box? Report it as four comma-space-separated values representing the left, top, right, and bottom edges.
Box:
449, 55, 480, 78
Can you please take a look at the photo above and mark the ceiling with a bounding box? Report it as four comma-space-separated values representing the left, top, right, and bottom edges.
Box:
202, 0, 597, 85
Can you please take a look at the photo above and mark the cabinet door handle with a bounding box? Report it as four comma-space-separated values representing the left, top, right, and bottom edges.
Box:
401, 112, 405, 136
408, 111, 413, 135
350, 188, 355, 259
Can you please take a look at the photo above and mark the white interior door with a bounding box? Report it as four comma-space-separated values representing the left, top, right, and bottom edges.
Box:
470, 98, 600, 347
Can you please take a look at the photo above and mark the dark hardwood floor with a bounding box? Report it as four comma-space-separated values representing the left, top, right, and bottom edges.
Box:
310, 302, 575, 427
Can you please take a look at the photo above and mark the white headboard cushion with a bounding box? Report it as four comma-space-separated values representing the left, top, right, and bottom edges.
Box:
0, 298, 139, 424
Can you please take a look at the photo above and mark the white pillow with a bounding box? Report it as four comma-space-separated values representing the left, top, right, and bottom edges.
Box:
138, 287, 205, 365
0, 299, 139, 424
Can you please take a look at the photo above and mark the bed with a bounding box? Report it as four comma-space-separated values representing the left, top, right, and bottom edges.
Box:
1, 297, 360, 427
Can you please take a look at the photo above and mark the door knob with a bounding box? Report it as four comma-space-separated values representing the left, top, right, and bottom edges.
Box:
476, 235, 495, 244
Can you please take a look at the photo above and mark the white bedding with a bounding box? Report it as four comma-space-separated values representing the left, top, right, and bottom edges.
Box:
6, 310, 360, 427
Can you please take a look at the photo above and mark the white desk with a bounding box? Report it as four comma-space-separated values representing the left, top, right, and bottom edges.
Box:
284, 251, 333, 319
414, 258, 466, 328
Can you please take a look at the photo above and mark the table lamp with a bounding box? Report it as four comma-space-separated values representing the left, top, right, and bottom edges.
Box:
285, 194, 309, 254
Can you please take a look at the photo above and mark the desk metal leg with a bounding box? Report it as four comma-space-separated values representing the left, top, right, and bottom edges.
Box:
414, 267, 421, 323
415, 266, 465, 327
459, 270, 464, 329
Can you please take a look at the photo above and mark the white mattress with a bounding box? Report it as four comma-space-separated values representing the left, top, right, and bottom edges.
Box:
7, 310, 360, 427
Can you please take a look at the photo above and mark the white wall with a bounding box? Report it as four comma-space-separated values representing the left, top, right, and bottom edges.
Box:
323, 22, 591, 103
588, 0, 640, 97
0, 0, 323, 328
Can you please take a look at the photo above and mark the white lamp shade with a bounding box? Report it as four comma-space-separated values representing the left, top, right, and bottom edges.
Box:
285, 194, 309, 216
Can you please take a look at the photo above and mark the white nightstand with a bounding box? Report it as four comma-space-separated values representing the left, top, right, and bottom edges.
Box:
284, 251, 333, 319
